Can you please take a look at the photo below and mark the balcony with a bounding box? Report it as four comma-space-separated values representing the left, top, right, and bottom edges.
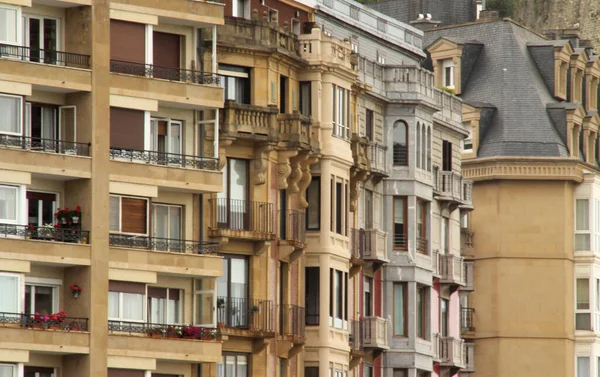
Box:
460, 228, 475, 258
279, 209, 307, 262
0, 312, 89, 354
0, 44, 91, 91
433, 168, 474, 210
440, 254, 465, 288
108, 235, 221, 278
109, 148, 221, 193
299, 28, 356, 73
464, 342, 476, 372
108, 321, 221, 363
277, 304, 305, 359
439, 336, 466, 369
278, 112, 318, 151
208, 198, 276, 246
217, 297, 275, 338
220, 101, 279, 141
464, 260, 474, 291
368, 142, 388, 178
0, 135, 91, 178
461, 308, 475, 334
362, 317, 389, 350
351, 228, 388, 264
109, 60, 223, 108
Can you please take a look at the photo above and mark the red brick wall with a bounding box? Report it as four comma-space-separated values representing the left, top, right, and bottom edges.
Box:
223, 0, 309, 28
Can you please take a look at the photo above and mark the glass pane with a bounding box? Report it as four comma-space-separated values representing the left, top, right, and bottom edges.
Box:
0, 96, 20, 134
225, 356, 235, 377
170, 123, 181, 155
108, 291, 119, 318
0, 365, 15, 377
393, 284, 404, 335
237, 355, 248, 377
307, 179, 320, 229
109, 197, 120, 232
0, 275, 19, 313
29, 18, 41, 62
122, 293, 144, 320
195, 291, 214, 325
0, 8, 18, 43
41, 198, 54, 225
167, 295, 178, 324
34, 285, 54, 314
169, 206, 181, 240
217, 259, 229, 298
149, 297, 165, 324
577, 199, 590, 230
25, 285, 32, 314
153, 205, 168, 239
42, 107, 55, 140
577, 313, 591, 330
230, 159, 248, 201
578, 279, 590, 309
578, 357, 590, 377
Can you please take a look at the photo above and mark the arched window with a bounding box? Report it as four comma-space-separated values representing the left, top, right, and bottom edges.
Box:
427, 127, 432, 172
416, 122, 421, 169
393, 120, 408, 165
421, 125, 426, 171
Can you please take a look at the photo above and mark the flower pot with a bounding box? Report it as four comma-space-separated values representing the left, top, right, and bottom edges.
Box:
72, 217, 79, 224
72, 291, 80, 299
61, 219, 67, 224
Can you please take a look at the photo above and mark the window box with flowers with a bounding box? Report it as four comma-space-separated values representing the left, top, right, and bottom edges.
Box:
54, 206, 87, 243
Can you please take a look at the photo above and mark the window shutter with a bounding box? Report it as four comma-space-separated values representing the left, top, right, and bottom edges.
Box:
110, 108, 145, 150
108, 369, 145, 377
168, 289, 180, 301
26, 191, 56, 201
110, 20, 145, 63
121, 197, 147, 234
109, 281, 145, 294
148, 287, 167, 299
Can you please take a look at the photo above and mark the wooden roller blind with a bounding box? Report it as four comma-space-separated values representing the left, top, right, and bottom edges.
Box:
121, 197, 147, 234
108, 281, 146, 294
153, 31, 180, 69
110, 107, 145, 151
110, 20, 145, 63
26, 191, 57, 201
147, 287, 180, 300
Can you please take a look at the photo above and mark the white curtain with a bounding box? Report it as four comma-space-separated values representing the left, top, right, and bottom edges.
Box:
149, 297, 165, 324
109, 197, 120, 232
0, 186, 17, 223
0, 96, 20, 134
0, 275, 19, 313
230, 259, 247, 300
237, 355, 247, 377
42, 107, 55, 140
153, 205, 168, 239
169, 206, 181, 239
122, 293, 144, 320
169, 122, 181, 155
107, 291, 119, 319
577, 357, 590, 377
167, 297, 178, 324
0, 8, 17, 43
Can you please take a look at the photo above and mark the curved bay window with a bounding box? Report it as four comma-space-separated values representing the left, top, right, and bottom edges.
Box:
393, 120, 407, 165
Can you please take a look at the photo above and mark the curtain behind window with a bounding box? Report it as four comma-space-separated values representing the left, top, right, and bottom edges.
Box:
0, 96, 20, 134
0, 275, 19, 313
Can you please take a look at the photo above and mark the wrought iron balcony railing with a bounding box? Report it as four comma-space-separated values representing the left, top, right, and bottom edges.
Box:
0, 135, 91, 156
416, 236, 428, 254
392, 144, 408, 166
0, 312, 88, 331
209, 198, 275, 235
217, 296, 274, 333
109, 234, 219, 254
279, 304, 305, 339
110, 148, 219, 171
0, 43, 91, 68
0, 224, 89, 244
110, 59, 220, 85
279, 209, 306, 246
108, 320, 218, 340
461, 307, 475, 333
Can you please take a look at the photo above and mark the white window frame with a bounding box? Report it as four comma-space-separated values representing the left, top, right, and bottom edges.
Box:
462, 122, 473, 152
148, 287, 182, 325
595, 199, 600, 253
576, 277, 592, 331
151, 203, 182, 240
363, 276, 372, 316
0, 363, 21, 377
193, 278, 216, 327
0, 272, 23, 314
108, 289, 147, 323
26, 190, 58, 228
442, 59, 454, 89
149, 118, 183, 157
22, 14, 61, 62
0, 94, 23, 136
24, 276, 61, 314
109, 195, 150, 236
0, 4, 23, 46
575, 198, 591, 251
0, 184, 20, 225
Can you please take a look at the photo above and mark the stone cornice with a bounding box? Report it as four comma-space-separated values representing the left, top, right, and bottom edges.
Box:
462, 157, 589, 182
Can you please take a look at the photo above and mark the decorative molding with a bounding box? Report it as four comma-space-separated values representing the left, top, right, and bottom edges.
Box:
218, 139, 233, 170
254, 143, 275, 185
277, 150, 299, 190
288, 153, 307, 194
462, 158, 585, 182
298, 153, 319, 208
349, 169, 369, 212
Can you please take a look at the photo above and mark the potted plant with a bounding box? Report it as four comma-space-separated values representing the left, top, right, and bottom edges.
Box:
49, 311, 67, 329
200, 328, 216, 341
166, 325, 182, 338
70, 283, 83, 299
147, 327, 164, 338
181, 325, 201, 339
33, 313, 50, 329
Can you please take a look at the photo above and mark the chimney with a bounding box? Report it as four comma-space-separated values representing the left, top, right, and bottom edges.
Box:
544, 28, 581, 47
478, 10, 499, 21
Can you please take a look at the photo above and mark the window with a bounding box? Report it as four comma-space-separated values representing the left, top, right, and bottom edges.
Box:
305, 368, 319, 377
24, 367, 55, 377
463, 122, 473, 152
364, 277, 372, 317
108, 281, 146, 322
305, 267, 320, 325
392, 370, 407, 377
306, 177, 320, 230
193, 278, 216, 326
365, 109, 374, 141
393, 121, 408, 165
26, 104, 57, 142
150, 119, 182, 158
25, 283, 57, 315
217, 159, 249, 230
329, 269, 347, 328
217, 255, 249, 328
364, 189, 373, 229
421, 125, 426, 171
332, 85, 350, 139
577, 357, 590, 377
0, 364, 17, 377
393, 197, 407, 249
109, 195, 148, 235
442, 59, 454, 88
217, 354, 248, 377
280, 75, 288, 114
23, 14, 58, 64
442, 140, 453, 171
0, 273, 21, 314
426, 127, 431, 171
108, 369, 144, 377
336, 182, 343, 235
441, 217, 449, 254
393, 283, 406, 336
0, 5, 20, 45
27, 191, 56, 228
232, 0, 249, 18
364, 366, 373, 377
0, 185, 18, 224
219, 65, 251, 104
576, 199, 591, 251
416, 199, 428, 254
440, 298, 449, 337
152, 204, 182, 245
417, 285, 429, 339
148, 287, 181, 324
576, 278, 591, 330
0, 94, 23, 135
300, 81, 312, 116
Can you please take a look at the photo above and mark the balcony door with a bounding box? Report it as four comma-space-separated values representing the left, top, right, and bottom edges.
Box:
217, 159, 249, 230
22, 15, 58, 64
217, 256, 249, 328
150, 118, 182, 164
27, 191, 56, 239
25, 283, 58, 315
152, 204, 181, 251
26, 104, 57, 147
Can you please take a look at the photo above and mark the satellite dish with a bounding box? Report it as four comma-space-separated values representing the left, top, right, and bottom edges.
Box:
426, 13, 432, 20
417, 13, 424, 20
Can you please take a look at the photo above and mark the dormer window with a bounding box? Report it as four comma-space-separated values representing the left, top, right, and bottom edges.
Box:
443, 59, 454, 89
462, 122, 473, 152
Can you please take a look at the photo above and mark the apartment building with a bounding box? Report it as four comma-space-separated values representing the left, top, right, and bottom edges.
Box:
0, 1, 225, 377
424, 14, 600, 377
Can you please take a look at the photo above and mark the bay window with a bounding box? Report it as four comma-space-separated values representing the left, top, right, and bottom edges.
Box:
332, 85, 350, 139
329, 269, 348, 329
0, 273, 21, 314
0, 5, 21, 45
577, 357, 590, 377
576, 278, 591, 330
393, 120, 408, 165
393, 197, 407, 249
576, 199, 590, 251
0, 94, 23, 135
109, 195, 148, 235
108, 281, 145, 322
306, 177, 320, 230
305, 267, 320, 325
416, 198, 428, 254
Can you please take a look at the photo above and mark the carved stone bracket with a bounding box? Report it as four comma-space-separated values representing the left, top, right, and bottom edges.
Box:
277, 150, 299, 190
254, 143, 275, 185
287, 153, 307, 194
298, 153, 320, 208
349, 167, 369, 212
218, 139, 234, 171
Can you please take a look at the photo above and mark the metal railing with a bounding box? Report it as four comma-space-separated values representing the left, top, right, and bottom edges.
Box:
109, 148, 219, 171
416, 236, 428, 254
109, 234, 219, 254
349, 319, 363, 351
209, 198, 275, 235
217, 297, 274, 333
279, 209, 306, 245
279, 304, 305, 339
393, 145, 408, 165
0, 135, 90, 156
0, 43, 91, 68
0, 224, 89, 244
393, 234, 407, 250
108, 320, 218, 340
461, 307, 475, 333
110, 59, 220, 85
0, 312, 88, 331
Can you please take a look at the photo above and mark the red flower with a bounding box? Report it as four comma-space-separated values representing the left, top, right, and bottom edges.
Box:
28, 225, 34, 231
68, 221, 72, 225
75, 206, 81, 213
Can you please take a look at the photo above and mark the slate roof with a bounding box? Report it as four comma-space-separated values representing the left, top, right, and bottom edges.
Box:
424, 19, 574, 158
